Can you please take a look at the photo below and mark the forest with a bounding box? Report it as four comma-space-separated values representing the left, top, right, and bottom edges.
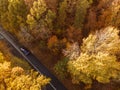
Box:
0, 0, 120, 90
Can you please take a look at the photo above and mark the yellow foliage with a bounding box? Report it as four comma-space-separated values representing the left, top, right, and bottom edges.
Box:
68, 52, 120, 84
0, 41, 31, 70
67, 26, 120, 85
81, 26, 120, 54
0, 52, 4, 63
66, 42, 72, 49
0, 52, 50, 90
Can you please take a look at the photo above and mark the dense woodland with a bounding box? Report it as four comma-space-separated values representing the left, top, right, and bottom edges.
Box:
0, 0, 120, 90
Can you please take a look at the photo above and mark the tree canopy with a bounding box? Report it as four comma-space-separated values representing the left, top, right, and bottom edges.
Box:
67, 26, 120, 84
0, 52, 50, 90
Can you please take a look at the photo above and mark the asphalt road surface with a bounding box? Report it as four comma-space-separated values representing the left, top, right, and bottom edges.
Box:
0, 26, 67, 90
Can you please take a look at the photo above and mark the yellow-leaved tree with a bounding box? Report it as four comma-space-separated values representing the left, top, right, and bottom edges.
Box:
0, 52, 50, 90
67, 26, 120, 85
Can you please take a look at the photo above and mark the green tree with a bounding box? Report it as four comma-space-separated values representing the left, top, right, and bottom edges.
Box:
0, 0, 8, 19
0, 0, 9, 29
74, 0, 93, 29
57, 0, 67, 28
7, 0, 28, 32
54, 57, 69, 79
67, 26, 120, 85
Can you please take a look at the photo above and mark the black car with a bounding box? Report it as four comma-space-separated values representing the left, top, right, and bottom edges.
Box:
20, 47, 30, 55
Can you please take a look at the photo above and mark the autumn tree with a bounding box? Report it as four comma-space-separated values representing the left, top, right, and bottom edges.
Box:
56, 0, 93, 30
0, 41, 31, 70
68, 52, 120, 84
0, 0, 8, 19
74, 0, 93, 29
96, 0, 120, 29
26, 0, 56, 30
24, 0, 35, 8
0, 52, 50, 90
47, 35, 59, 52
7, 0, 28, 32
54, 57, 69, 79
0, 0, 9, 29
111, 0, 120, 28
66, 26, 82, 43
81, 27, 120, 54
63, 42, 80, 60
67, 26, 120, 85
47, 35, 67, 54
85, 0, 120, 31
57, 0, 77, 28
0, 0, 28, 33
57, 0, 67, 28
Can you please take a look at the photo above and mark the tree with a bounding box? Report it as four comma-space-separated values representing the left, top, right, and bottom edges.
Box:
63, 42, 80, 60
68, 52, 120, 84
54, 57, 69, 79
47, 35, 67, 54
7, 0, 28, 32
67, 26, 120, 85
0, 52, 5, 63
81, 27, 120, 54
74, 0, 93, 29
0, 0, 9, 29
0, 52, 50, 90
0, 0, 8, 19
85, 0, 120, 31
24, 0, 35, 8
57, 0, 77, 28
57, 0, 67, 28
111, 0, 120, 28
26, 0, 56, 30
66, 26, 82, 43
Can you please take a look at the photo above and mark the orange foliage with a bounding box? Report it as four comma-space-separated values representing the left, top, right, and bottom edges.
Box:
47, 35, 58, 49
44, 0, 58, 12
47, 35, 59, 53
67, 26, 82, 43
85, 0, 120, 32
0, 41, 11, 60
47, 35, 68, 54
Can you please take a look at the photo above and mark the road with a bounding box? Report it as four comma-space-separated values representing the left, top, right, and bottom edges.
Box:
0, 26, 67, 90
